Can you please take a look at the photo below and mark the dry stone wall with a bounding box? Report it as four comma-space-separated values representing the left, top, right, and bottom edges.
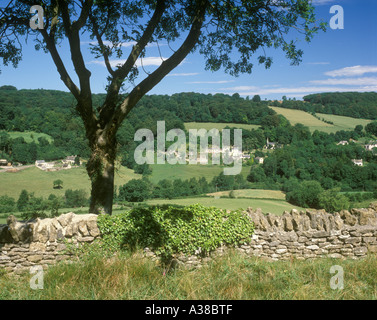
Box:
1, 204, 377, 273
0, 212, 100, 274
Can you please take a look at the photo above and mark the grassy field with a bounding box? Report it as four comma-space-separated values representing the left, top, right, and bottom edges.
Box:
3, 131, 54, 143
316, 113, 373, 133
149, 163, 251, 184
1, 249, 376, 300
184, 122, 260, 131
0, 165, 141, 199
207, 189, 286, 200
146, 196, 304, 215
269, 106, 372, 133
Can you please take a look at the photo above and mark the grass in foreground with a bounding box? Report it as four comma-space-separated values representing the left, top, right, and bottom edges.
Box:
1, 250, 376, 300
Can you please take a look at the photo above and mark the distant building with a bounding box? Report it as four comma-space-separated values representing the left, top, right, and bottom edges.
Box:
63, 156, 76, 165
337, 141, 349, 146
254, 157, 264, 164
35, 160, 46, 167
0, 159, 8, 166
352, 159, 363, 167
364, 142, 377, 151
264, 138, 277, 150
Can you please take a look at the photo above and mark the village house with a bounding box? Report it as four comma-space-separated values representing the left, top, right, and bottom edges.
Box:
35, 160, 46, 167
337, 140, 349, 146
351, 159, 363, 167
254, 157, 264, 164
242, 153, 251, 159
364, 141, 377, 151
35, 160, 54, 170
62, 155, 77, 165
264, 138, 277, 150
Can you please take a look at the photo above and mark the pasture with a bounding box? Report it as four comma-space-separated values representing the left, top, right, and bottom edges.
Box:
3, 131, 54, 143
145, 196, 304, 215
0, 165, 140, 200
207, 189, 286, 200
269, 106, 372, 133
149, 162, 251, 184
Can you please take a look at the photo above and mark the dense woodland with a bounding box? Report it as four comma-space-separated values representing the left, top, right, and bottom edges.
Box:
1, 86, 377, 212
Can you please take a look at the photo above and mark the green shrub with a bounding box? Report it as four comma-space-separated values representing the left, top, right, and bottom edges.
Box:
97, 204, 254, 260
0, 195, 16, 213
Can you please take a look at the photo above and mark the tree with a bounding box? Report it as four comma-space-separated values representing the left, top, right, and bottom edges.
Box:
286, 180, 324, 209
0, 195, 16, 213
53, 179, 63, 189
251, 95, 261, 103
318, 188, 349, 213
365, 122, 377, 136
119, 178, 151, 202
1, 0, 325, 214
17, 189, 29, 212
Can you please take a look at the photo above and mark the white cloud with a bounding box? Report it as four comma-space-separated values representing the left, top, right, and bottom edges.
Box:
310, 77, 377, 86
311, 0, 338, 5
89, 56, 166, 68
325, 65, 377, 77
221, 85, 377, 97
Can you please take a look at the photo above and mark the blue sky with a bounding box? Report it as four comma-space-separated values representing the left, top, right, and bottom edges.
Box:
1, 0, 376, 100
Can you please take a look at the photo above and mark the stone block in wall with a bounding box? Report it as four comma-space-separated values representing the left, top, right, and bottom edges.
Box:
351, 208, 377, 226
282, 212, 294, 231
6, 215, 33, 243
353, 246, 368, 256
340, 210, 358, 226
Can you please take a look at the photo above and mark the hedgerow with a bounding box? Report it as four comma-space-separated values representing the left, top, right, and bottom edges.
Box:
96, 204, 254, 259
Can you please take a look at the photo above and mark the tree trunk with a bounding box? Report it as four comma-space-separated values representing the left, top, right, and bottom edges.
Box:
86, 132, 117, 215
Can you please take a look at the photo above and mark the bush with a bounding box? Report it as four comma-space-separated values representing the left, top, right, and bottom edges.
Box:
0, 195, 16, 213
97, 204, 254, 260
286, 180, 324, 209
118, 178, 151, 202
318, 188, 349, 213
20, 194, 49, 220
64, 189, 88, 207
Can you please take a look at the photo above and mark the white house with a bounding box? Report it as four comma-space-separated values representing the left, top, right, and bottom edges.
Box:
337, 141, 349, 146
364, 142, 377, 151
255, 157, 264, 164
35, 160, 46, 167
351, 159, 363, 167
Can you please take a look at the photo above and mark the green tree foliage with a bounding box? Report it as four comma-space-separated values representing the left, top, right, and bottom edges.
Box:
0, 195, 16, 213
286, 180, 324, 209
318, 188, 349, 213
64, 189, 88, 208
20, 193, 49, 220
118, 179, 151, 202
53, 179, 63, 189
365, 122, 377, 136
16, 189, 29, 212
